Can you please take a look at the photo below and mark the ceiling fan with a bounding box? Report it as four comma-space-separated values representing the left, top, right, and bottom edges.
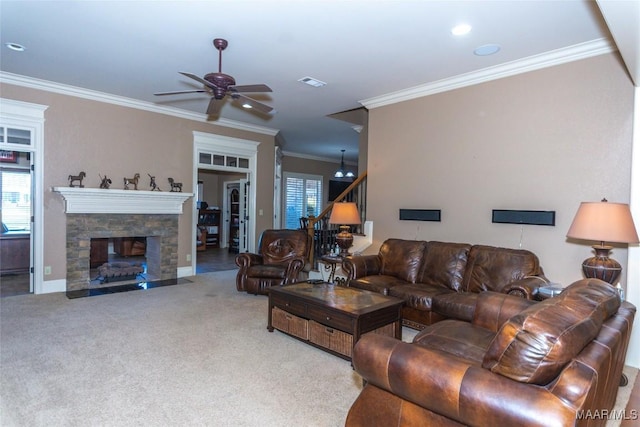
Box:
154, 38, 273, 117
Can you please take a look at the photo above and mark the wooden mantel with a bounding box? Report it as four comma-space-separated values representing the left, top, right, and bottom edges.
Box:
52, 187, 193, 214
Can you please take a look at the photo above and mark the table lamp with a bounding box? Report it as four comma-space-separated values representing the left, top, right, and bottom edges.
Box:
329, 202, 361, 257
566, 199, 639, 285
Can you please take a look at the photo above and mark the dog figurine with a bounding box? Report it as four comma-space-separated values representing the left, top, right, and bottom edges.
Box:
148, 174, 161, 191
168, 177, 183, 192
123, 173, 140, 190
68, 171, 86, 188
99, 174, 112, 189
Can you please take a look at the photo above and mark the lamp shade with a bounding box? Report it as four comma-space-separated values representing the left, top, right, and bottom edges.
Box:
567, 201, 639, 244
329, 202, 361, 225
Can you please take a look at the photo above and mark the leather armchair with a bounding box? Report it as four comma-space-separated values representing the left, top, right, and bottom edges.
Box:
235, 229, 311, 295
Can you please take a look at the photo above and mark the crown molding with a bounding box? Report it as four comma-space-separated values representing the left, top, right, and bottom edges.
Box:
360, 38, 617, 109
0, 72, 279, 136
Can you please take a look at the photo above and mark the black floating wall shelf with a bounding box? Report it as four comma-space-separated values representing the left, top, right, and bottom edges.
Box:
492, 209, 556, 226
399, 209, 441, 222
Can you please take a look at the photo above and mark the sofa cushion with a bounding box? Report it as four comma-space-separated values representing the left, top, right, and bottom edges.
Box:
259, 229, 310, 265
349, 275, 409, 295
416, 241, 471, 291
482, 279, 620, 385
431, 292, 479, 322
413, 319, 495, 364
461, 245, 541, 293
389, 284, 452, 311
378, 239, 427, 283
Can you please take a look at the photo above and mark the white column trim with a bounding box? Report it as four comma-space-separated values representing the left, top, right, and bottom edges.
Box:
626, 87, 640, 368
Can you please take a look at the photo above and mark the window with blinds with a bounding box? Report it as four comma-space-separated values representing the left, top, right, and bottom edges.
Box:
1, 170, 31, 231
284, 172, 322, 229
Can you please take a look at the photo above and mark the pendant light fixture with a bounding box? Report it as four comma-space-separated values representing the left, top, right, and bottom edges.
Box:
334, 149, 355, 178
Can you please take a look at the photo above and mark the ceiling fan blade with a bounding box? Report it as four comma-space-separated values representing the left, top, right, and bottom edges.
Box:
179, 71, 218, 90
154, 90, 207, 96
229, 84, 272, 93
206, 98, 224, 116
234, 93, 274, 114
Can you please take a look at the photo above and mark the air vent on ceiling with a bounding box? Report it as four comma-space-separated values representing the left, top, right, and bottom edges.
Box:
298, 76, 326, 87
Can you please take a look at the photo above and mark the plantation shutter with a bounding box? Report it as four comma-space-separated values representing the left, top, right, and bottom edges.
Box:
283, 173, 322, 229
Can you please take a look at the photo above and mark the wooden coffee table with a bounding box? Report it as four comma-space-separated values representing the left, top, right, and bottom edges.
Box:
268, 282, 403, 361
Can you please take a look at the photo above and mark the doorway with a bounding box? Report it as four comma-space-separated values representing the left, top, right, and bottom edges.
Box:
196, 169, 248, 273
192, 131, 259, 275
0, 151, 33, 297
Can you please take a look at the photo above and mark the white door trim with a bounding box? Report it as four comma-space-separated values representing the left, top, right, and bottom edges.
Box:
192, 131, 259, 273
0, 98, 47, 293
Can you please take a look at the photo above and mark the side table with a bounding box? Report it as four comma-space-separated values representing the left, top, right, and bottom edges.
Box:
319, 255, 346, 285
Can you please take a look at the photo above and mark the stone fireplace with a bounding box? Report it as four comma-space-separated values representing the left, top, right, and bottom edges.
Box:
53, 187, 192, 292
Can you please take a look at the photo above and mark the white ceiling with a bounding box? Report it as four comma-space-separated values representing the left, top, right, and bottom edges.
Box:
0, 1, 638, 164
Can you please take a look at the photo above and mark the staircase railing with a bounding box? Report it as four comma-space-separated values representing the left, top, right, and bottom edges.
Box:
304, 171, 367, 267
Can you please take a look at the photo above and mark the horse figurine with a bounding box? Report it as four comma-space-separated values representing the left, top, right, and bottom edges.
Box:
99, 174, 112, 189
123, 173, 140, 190
168, 177, 183, 192
68, 171, 86, 188
148, 174, 161, 191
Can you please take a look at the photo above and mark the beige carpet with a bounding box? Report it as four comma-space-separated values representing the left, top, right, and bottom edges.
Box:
0, 270, 636, 426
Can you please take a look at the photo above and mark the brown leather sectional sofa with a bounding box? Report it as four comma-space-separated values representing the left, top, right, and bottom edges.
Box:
346, 278, 636, 427
343, 239, 548, 329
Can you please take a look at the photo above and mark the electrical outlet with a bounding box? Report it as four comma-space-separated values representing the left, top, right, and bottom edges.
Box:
186, 254, 191, 262
44, 266, 52, 275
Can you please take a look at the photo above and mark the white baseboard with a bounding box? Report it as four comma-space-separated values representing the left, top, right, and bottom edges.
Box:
177, 266, 194, 278
36, 279, 66, 294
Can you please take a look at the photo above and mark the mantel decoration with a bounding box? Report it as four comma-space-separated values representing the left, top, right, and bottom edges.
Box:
168, 178, 183, 192
148, 174, 161, 191
329, 201, 361, 256
566, 198, 639, 285
68, 171, 86, 188
123, 173, 140, 190
52, 187, 193, 215
99, 174, 112, 189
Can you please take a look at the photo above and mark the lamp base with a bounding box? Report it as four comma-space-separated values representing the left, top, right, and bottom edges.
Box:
581, 245, 621, 285
335, 225, 353, 257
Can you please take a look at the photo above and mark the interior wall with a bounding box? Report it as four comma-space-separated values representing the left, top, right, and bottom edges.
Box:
0, 83, 275, 286
366, 53, 635, 289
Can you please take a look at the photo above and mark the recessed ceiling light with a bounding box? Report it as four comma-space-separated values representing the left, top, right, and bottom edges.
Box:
242, 103, 252, 109
474, 44, 501, 56
451, 24, 471, 36
298, 76, 326, 88
5, 42, 25, 52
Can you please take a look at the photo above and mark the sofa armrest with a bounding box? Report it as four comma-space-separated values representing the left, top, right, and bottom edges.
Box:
342, 255, 382, 280
500, 276, 549, 300
352, 334, 582, 427
235, 253, 264, 268
283, 256, 308, 284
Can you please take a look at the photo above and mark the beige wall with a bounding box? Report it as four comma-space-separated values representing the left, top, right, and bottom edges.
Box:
1, 83, 275, 282
367, 53, 635, 289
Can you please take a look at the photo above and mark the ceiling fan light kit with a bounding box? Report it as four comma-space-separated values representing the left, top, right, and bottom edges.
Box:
155, 38, 273, 117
